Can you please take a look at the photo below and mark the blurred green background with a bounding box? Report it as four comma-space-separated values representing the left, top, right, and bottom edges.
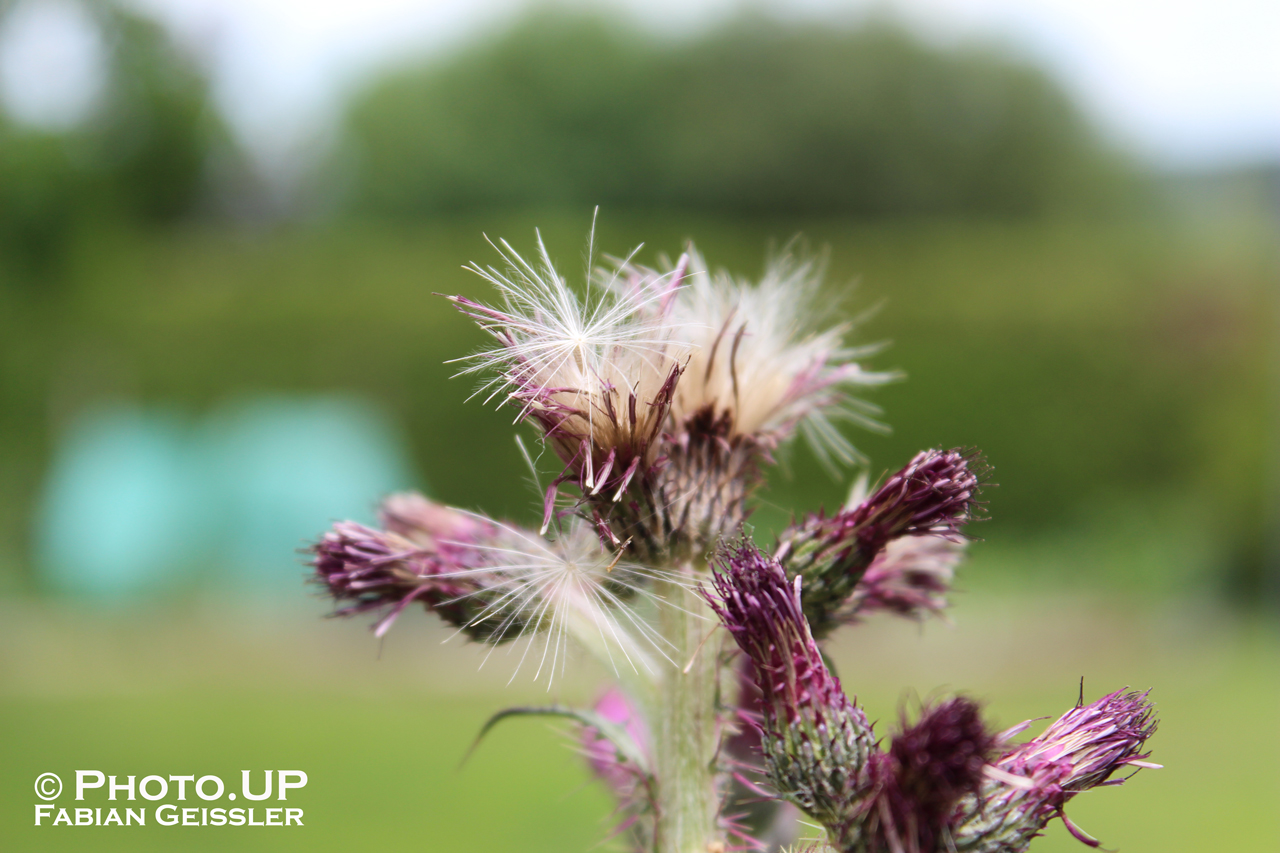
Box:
0, 2, 1277, 851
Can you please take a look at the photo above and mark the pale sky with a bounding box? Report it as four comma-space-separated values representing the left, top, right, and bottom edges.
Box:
3, 0, 1278, 172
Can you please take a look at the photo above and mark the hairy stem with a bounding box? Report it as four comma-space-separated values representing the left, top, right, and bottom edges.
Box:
653, 569, 722, 853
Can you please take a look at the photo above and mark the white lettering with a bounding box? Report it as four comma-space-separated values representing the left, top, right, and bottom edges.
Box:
278, 770, 307, 800
139, 776, 168, 801
34, 804, 52, 826
169, 775, 195, 800
196, 775, 224, 801
241, 770, 272, 801
108, 775, 136, 801
75, 771, 104, 800
155, 805, 178, 826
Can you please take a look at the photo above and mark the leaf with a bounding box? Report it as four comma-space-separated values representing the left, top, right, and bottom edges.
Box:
461, 704, 651, 776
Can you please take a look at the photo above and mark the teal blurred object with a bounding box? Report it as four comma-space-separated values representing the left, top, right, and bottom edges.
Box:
35, 396, 417, 596
34, 406, 197, 596
203, 397, 416, 587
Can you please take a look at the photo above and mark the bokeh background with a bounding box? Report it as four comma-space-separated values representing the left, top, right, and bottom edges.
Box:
1, 1, 1277, 850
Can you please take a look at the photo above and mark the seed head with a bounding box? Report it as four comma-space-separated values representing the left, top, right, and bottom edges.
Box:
663, 248, 893, 467
449, 232, 686, 535
451, 231, 892, 562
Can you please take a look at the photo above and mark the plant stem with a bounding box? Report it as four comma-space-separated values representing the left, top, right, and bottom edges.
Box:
653, 569, 722, 853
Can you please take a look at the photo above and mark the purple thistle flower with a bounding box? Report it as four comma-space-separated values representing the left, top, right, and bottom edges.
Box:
379, 491, 496, 547
775, 449, 984, 637
311, 494, 514, 640
314, 493, 682, 684
953, 689, 1159, 852
841, 536, 963, 624
705, 542, 875, 832
846, 449, 984, 543
576, 688, 658, 849
846, 698, 997, 853
583, 687, 652, 801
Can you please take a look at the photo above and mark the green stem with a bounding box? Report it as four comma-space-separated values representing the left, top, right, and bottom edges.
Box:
652, 570, 722, 853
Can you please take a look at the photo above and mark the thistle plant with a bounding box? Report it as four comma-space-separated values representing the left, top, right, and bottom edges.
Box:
310, 226, 1158, 853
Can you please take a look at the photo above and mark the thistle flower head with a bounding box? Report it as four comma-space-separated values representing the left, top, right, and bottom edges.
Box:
776, 449, 983, 637
313, 493, 688, 686
850, 698, 997, 853
844, 448, 984, 546
887, 699, 996, 818
450, 232, 686, 529
452, 230, 895, 560
379, 491, 494, 546
311, 503, 501, 639
666, 249, 891, 467
999, 689, 1158, 794
842, 535, 964, 623
954, 689, 1159, 852
705, 541, 875, 829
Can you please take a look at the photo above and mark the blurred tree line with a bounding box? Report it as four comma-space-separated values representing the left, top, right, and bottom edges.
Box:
1, 4, 1130, 266
0, 1, 230, 284
341, 13, 1128, 218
